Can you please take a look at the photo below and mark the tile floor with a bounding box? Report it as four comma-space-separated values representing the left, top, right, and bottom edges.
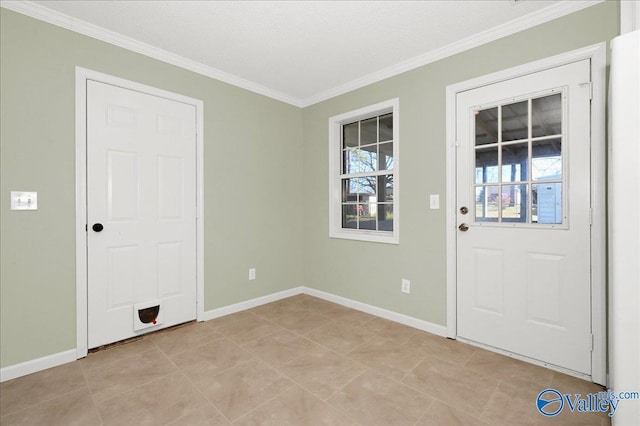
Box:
0, 295, 609, 425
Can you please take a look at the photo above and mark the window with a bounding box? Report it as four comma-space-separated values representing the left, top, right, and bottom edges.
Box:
474, 91, 565, 226
329, 99, 399, 244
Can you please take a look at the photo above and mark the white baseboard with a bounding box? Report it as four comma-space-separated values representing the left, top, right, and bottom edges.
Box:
0, 349, 77, 383
2, 285, 445, 382
302, 287, 447, 337
200, 286, 305, 321
200, 286, 447, 337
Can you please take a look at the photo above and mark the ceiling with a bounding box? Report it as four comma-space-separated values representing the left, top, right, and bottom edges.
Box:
4, 0, 600, 106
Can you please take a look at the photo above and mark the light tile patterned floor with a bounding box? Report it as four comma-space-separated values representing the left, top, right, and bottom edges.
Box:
0, 295, 609, 425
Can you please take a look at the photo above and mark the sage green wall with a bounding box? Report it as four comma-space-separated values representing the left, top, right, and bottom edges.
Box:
301, 1, 618, 325
0, 9, 304, 368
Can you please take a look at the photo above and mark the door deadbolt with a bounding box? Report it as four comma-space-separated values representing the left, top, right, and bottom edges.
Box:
458, 223, 469, 232
460, 206, 469, 215
92, 223, 104, 232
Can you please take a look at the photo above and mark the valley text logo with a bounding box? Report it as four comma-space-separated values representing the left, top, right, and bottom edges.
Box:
536, 388, 640, 417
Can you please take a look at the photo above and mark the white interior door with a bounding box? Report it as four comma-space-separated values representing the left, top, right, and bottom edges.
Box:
87, 80, 197, 349
456, 59, 592, 374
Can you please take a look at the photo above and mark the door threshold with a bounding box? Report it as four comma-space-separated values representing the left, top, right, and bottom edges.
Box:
456, 336, 593, 383
88, 320, 197, 353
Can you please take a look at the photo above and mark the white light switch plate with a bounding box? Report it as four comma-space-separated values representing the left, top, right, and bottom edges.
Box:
401, 279, 410, 294
11, 191, 38, 210
429, 194, 440, 209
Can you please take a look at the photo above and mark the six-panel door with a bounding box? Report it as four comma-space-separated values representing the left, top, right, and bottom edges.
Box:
87, 80, 197, 348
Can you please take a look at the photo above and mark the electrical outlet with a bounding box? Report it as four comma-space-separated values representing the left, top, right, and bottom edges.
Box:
249, 268, 256, 280
401, 279, 410, 294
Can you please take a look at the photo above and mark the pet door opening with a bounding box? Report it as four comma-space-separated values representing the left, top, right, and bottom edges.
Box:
138, 305, 160, 324
133, 300, 163, 331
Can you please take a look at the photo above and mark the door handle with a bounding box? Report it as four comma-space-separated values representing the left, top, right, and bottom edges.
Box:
92, 223, 104, 232
458, 223, 469, 232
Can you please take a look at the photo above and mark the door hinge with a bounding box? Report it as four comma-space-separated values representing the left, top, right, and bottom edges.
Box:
590, 333, 594, 352
589, 208, 593, 226
579, 81, 593, 100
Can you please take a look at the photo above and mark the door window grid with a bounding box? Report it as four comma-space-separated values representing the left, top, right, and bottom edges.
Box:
473, 92, 564, 225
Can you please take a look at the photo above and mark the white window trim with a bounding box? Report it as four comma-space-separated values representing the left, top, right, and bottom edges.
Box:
328, 98, 400, 244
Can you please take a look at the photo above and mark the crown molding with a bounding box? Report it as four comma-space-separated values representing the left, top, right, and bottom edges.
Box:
0, 0, 303, 107
298, 0, 604, 107
2, 0, 603, 108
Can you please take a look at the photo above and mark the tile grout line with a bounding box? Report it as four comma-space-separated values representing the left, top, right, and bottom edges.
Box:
0, 383, 95, 423
226, 380, 298, 425
169, 329, 305, 423
170, 338, 250, 426
412, 398, 438, 426
229, 303, 372, 424
179, 369, 233, 425
312, 383, 368, 426
321, 366, 372, 403
79, 361, 106, 425
84, 345, 183, 420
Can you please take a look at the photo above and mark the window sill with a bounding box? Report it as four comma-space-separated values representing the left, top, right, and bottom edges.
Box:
329, 229, 399, 245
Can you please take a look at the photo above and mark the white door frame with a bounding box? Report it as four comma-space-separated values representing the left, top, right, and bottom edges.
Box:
445, 43, 607, 385
620, 0, 640, 34
75, 67, 205, 358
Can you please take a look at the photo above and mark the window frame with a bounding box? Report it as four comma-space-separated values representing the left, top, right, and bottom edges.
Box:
471, 88, 568, 229
328, 98, 400, 244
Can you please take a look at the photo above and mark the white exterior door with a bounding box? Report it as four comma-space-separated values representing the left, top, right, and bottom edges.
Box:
87, 80, 197, 349
456, 60, 592, 374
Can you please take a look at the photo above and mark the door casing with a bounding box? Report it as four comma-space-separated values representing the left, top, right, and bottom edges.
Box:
75, 67, 205, 358
445, 43, 607, 385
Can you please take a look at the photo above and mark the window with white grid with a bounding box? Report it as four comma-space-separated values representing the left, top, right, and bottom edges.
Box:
329, 99, 399, 244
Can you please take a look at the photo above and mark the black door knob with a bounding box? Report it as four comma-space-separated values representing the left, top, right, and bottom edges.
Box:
92, 223, 104, 232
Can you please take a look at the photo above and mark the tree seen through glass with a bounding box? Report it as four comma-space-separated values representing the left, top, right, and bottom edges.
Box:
341, 113, 394, 231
